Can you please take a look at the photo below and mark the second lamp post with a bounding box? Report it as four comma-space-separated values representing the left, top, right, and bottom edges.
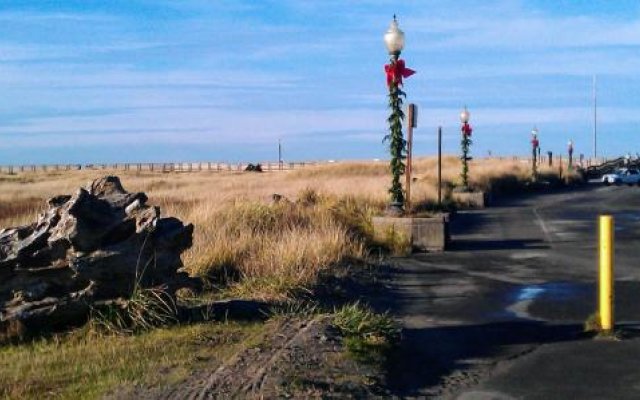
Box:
531, 127, 540, 180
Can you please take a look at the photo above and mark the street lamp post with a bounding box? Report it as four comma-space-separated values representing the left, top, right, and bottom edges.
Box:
383, 15, 415, 215
531, 127, 539, 180
567, 140, 574, 170
460, 106, 473, 190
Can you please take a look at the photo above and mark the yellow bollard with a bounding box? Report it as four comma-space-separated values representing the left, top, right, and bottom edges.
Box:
599, 215, 614, 332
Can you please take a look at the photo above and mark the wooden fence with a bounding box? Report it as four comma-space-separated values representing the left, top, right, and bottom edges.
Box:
0, 156, 612, 175
0, 161, 319, 175
486, 155, 608, 168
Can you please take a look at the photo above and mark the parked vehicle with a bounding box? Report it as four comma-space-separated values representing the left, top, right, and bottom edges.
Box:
602, 168, 640, 186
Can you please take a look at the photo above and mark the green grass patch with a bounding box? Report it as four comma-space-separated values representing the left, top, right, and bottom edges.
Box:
584, 312, 621, 339
0, 321, 264, 399
332, 303, 400, 364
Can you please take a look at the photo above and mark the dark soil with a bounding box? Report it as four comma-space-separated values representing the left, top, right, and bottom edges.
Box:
106, 317, 387, 399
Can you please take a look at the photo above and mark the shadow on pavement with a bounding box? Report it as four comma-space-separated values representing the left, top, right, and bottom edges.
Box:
487, 182, 601, 208
449, 210, 487, 234
450, 238, 549, 251
384, 321, 586, 396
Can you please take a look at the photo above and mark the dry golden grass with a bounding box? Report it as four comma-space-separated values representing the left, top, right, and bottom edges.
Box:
0, 156, 574, 299
186, 199, 368, 298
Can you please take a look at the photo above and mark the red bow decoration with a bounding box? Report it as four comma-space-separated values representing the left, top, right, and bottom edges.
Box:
385, 59, 415, 87
532, 139, 539, 148
462, 124, 473, 137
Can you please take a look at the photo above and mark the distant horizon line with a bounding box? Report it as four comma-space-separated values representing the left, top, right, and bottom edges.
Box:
0, 153, 620, 170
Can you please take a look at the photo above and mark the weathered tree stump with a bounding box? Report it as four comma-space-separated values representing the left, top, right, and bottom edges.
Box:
0, 176, 194, 338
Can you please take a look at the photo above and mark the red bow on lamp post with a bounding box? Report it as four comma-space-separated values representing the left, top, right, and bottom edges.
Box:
459, 106, 473, 189
532, 139, 539, 148
462, 124, 473, 137
385, 59, 415, 88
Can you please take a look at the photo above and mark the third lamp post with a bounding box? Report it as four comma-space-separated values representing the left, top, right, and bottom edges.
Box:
460, 106, 473, 190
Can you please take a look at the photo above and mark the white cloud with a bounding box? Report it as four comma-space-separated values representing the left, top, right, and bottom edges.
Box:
0, 64, 301, 89
0, 11, 115, 22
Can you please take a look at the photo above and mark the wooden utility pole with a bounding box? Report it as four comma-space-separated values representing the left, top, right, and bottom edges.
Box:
405, 104, 417, 211
278, 139, 283, 170
438, 126, 442, 206
593, 75, 598, 159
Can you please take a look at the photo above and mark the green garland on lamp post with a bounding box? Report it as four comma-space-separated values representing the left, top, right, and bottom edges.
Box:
531, 127, 539, 181
459, 107, 472, 190
383, 16, 415, 213
386, 63, 406, 206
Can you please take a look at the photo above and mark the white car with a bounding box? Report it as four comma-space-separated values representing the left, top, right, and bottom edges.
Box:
602, 168, 640, 185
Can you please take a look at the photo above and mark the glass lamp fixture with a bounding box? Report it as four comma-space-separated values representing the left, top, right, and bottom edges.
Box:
460, 107, 470, 124
384, 15, 405, 56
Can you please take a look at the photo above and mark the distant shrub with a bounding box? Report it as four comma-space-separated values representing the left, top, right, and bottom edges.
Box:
244, 163, 263, 172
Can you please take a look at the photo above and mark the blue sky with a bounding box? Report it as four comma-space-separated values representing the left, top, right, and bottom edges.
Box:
0, 0, 639, 164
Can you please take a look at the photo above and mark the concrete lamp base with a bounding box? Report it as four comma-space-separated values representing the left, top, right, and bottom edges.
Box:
451, 191, 488, 209
384, 202, 405, 217
372, 214, 450, 253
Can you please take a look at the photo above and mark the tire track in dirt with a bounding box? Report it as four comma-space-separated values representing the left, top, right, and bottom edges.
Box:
192, 318, 320, 399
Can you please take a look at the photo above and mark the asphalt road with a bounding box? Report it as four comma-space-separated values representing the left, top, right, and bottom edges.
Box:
384, 184, 640, 399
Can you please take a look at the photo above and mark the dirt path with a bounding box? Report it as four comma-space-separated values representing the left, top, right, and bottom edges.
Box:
106, 316, 384, 399
190, 318, 322, 399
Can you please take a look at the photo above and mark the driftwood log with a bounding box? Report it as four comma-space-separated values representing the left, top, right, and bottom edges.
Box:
0, 176, 194, 338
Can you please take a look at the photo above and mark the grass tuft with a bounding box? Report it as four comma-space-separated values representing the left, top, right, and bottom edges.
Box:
90, 287, 177, 335
332, 302, 400, 364
584, 312, 601, 333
